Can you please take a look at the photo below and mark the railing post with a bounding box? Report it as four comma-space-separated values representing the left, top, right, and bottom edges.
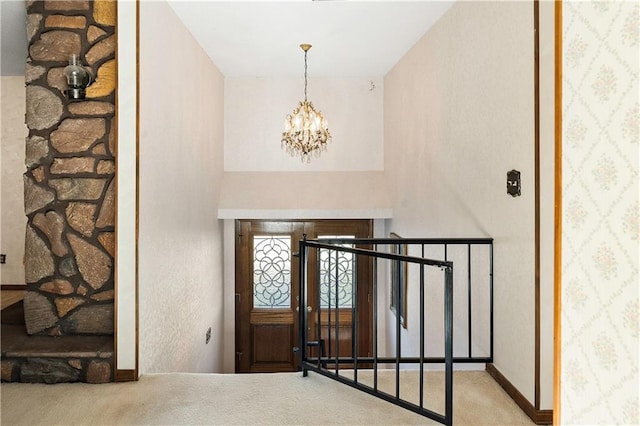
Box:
300, 237, 307, 376
490, 241, 494, 362
444, 265, 454, 426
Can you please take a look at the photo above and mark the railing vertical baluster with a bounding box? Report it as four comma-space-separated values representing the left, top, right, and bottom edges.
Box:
353, 251, 358, 383
419, 263, 425, 409
395, 248, 401, 400
335, 249, 340, 375
315, 248, 324, 368
468, 243, 472, 358
324, 248, 332, 365
316, 246, 322, 369
373, 248, 378, 391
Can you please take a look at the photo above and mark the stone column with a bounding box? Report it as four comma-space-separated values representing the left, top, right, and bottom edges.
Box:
24, 0, 116, 336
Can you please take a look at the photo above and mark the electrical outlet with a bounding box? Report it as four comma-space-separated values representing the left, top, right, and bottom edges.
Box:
206, 327, 212, 344
0, 254, 6, 264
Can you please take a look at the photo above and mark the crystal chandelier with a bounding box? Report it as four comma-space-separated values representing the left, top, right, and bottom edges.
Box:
281, 44, 331, 162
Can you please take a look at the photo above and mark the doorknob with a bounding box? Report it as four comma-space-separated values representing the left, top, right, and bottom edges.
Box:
296, 306, 313, 313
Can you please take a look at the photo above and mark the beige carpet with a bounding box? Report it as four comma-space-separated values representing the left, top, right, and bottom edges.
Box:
1, 370, 535, 425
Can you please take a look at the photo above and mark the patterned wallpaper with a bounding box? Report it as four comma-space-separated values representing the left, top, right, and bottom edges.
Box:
561, 1, 638, 424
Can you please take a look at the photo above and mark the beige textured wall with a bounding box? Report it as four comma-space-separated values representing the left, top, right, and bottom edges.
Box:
384, 1, 541, 403
0, 76, 27, 285
138, 1, 225, 373
225, 77, 383, 171
561, 1, 639, 424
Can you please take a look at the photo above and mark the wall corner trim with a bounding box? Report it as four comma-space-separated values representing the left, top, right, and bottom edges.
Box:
486, 363, 553, 425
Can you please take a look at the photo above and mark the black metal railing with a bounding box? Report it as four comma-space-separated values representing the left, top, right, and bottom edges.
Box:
298, 237, 493, 426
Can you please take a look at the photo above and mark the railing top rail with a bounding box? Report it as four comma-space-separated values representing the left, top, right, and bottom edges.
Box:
301, 240, 453, 268
308, 237, 494, 245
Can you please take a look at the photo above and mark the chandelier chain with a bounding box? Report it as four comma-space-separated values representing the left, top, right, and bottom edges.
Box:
304, 50, 308, 101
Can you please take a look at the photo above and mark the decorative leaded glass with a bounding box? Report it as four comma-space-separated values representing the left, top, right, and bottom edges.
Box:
253, 236, 291, 308
319, 236, 355, 308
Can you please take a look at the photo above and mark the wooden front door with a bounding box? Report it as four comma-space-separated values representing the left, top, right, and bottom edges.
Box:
235, 219, 372, 373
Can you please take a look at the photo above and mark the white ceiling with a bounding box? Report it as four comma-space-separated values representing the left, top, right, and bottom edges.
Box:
1, 1, 455, 78
167, 1, 455, 77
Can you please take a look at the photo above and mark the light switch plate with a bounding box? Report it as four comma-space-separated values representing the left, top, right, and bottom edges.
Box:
507, 170, 521, 197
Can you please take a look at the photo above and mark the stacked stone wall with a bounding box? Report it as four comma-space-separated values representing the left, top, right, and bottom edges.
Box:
2, 356, 113, 384
23, 0, 117, 337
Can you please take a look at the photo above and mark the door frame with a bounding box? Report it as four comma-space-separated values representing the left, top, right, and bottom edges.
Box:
234, 219, 373, 373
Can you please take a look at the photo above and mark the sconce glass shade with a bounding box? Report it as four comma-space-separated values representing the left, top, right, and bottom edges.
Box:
64, 54, 92, 100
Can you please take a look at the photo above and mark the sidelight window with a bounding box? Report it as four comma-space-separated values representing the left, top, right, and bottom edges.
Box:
318, 235, 355, 308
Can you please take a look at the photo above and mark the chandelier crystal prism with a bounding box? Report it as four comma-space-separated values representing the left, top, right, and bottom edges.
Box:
281, 44, 331, 163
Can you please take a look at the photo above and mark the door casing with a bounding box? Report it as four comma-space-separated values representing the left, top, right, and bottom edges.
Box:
234, 219, 373, 373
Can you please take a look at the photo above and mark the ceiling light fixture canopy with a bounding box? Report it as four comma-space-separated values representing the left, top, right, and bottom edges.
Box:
281, 44, 331, 163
